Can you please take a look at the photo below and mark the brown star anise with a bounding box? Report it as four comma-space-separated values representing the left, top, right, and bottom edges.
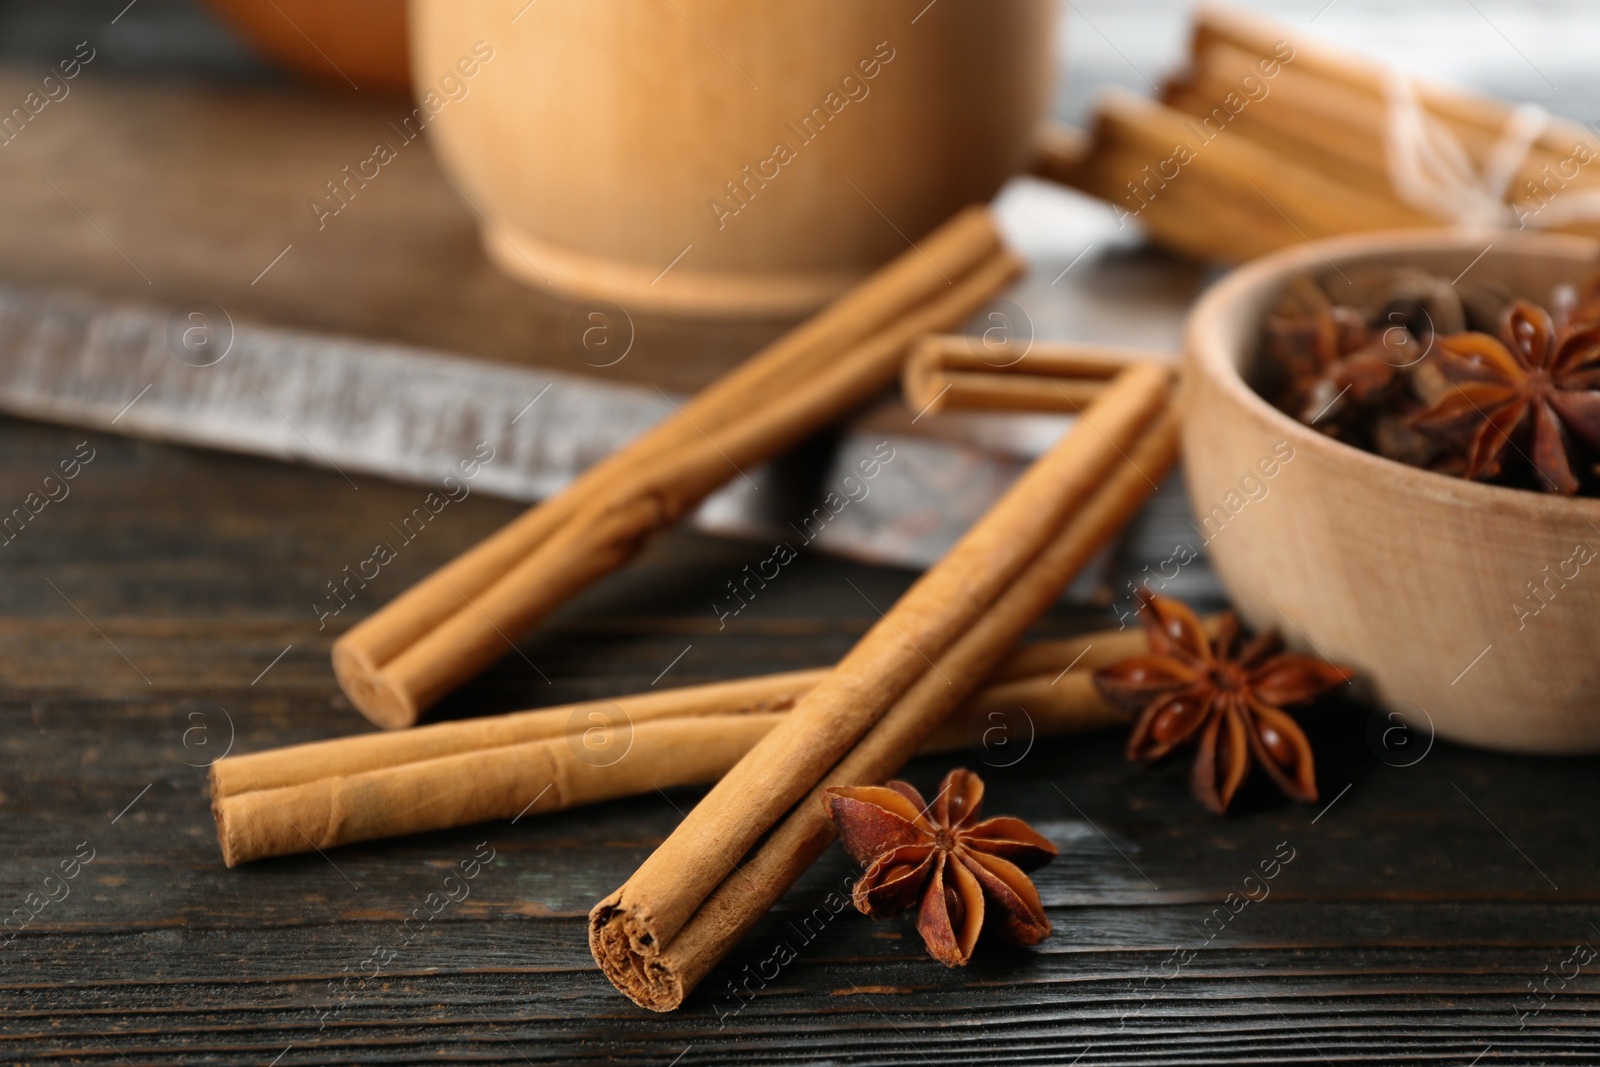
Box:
1094, 594, 1353, 814
1411, 299, 1600, 495
823, 767, 1055, 967
1264, 274, 1413, 428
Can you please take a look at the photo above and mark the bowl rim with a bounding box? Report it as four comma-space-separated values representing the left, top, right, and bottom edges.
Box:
1185, 227, 1600, 519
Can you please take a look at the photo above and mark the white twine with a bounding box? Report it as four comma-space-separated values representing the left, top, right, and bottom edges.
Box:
1383, 73, 1600, 230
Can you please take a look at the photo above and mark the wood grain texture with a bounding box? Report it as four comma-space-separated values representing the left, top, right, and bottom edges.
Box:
3, 420, 1599, 1065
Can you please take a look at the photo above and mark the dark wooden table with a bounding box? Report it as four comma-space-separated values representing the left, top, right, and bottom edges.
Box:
7, 417, 1600, 1065
6, 1, 1600, 1064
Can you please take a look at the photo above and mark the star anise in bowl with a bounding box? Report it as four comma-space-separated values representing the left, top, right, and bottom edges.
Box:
1258, 265, 1600, 496
1093, 593, 1353, 814
1263, 273, 1414, 431
823, 767, 1055, 967
1410, 298, 1600, 495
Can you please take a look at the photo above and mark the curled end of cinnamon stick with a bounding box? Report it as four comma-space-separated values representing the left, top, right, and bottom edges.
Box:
332, 639, 418, 730
901, 336, 952, 416
212, 793, 244, 869
588, 893, 686, 1012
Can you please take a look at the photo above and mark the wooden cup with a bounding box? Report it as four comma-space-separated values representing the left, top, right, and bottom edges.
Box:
1184, 229, 1600, 754
408, 0, 1056, 318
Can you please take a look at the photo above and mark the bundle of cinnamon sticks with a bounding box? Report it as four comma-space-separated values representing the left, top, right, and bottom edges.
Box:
590, 362, 1179, 1010
333, 206, 1022, 729
1036, 3, 1600, 264
210, 628, 1166, 866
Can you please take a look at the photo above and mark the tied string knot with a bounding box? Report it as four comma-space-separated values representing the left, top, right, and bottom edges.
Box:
1383, 73, 1600, 231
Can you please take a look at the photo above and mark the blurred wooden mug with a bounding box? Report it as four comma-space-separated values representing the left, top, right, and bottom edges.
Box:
409, 0, 1058, 318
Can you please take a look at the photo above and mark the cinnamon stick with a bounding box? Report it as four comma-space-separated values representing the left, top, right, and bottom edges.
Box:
210, 614, 1193, 865
1163, 51, 1397, 198
362, 252, 1023, 725
1173, 40, 1588, 207
590, 365, 1175, 1009
213, 715, 780, 868
1182, 5, 1600, 234
1049, 90, 1428, 263
210, 670, 824, 799
334, 206, 1016, 729
911, 335, 1150, 380
1037, 3, 1600, 262
622, 413, 1180, 1009
1192, 1, 1600, 183
210, 667, 1131, 867
903, 335, 1158, 416
212, 626, 1162, 800
918, 373, 1105, 414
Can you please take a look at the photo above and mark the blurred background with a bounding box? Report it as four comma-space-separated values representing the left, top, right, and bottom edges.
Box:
0, 0, 1592, 119
3, 0, 1592, 582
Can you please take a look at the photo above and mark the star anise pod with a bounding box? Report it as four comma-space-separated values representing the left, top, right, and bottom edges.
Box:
1264, 275, 1411, 428
1411, 299, 1600, 495
1094, 594, 1353, 814
823, 767, 1055, 967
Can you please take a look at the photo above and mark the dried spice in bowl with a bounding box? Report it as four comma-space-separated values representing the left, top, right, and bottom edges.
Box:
1256, 265, 1600, 496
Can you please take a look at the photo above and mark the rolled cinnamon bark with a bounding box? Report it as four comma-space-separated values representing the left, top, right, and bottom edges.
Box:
910, 334, 1150, 380
1166, 42, 1399, 197
1178, 40, 1600, 237
926, 669, 1128, 753
211, 669, 1131, 867
589, 364, 1174, 1007
353, 251, 1023, 726
1183, 6, 1600, 238
213, 626, 1158, 801
336, 244, 1017, 726
212, 715, 781, 868
334, 206, 1011, 729
210, 670, 824, 799
986, 620, 1218, 683
1191, 2, 1600, 182
1052, 90, 1429, 263
1038, 5, 1600, 263
903, 335, 1159, 416
592, 403, 1180, 1010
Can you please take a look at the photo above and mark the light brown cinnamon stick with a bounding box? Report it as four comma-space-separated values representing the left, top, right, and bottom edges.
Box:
590, 365, 1175, 1009
594, 407, 1181, 1011
1163, 50, 1398, 198
359, 252, 1023, 726
213, 627, 1163, 800
622, 413, 1180, 1010
212, 671, 818, 799
1037, 3, 1600, 262
334, 206, 1015, 729
903, 335, 1159, 416
1043, 90, 1429, 264
1192, 1, 1600, 185
210, 667, 1131, 867
1181, 5, 1600, 236
213, 715, 780, 868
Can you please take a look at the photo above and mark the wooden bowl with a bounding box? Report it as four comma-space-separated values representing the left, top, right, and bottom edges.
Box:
202, 0, 411, 93
408, 0, 1056, 318
1184, 230, 1600, 754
